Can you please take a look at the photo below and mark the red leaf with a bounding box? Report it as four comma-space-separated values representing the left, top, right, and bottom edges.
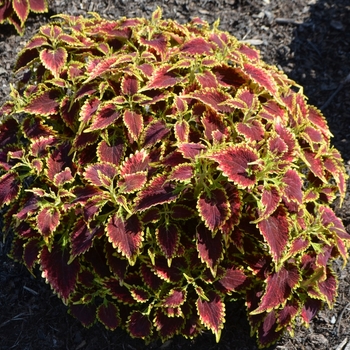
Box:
258, 206, 289, 263
47, 143, 73, 181
162, 289, 186, 307
106, 214, 143, 264
242, 63, 278, 97
221, 183, 241, 235
257, 311, 283, 347
40, 47, 67, 77
154, 309, 184, 340
145, 65, 178, 90
174, 120, 189, 143
169, 164, 194, 181
123, 110, 143, 141
86, 103, 121, 131
318, 269, 338, 307
69, 303, 96, 327
139, 33, 168, 55
320, 206, 350, 240
70, 219, 104, 258
84, 163, 118, 187
278, 299, 300, 327
143, 120, 170, 147
301, 298, 322, 325
28, 0, 48, 12
97, 301, 120, 330
79, 97, 100, 123
219, 267, 247, 292
156, 223, 180, 260
23, 89, 60, 115
135, 175, 178, 212
303, 149, 325, 181
181, 37, 212, 55
197, 188, 230, 231
23, 238, 40, 271
251, 263, 300, 314
196, 70, 218, 89
170, 204, 196, 220
97, 138, 124, 165
0, 172, 21, 207
13, 0, 29, 23
120, 149, 149, 176
197, 291, 225, 342
178, 142, 207, 160
190, 88, 233, 113
259, 186, 281, 220
37, 207, 60, 237
128, 311, 152, 339
196, 223, 223, 276
118, 172, 147, 193
237, 120, 265, 142
22, 116, 54, 139
210, 145, 260, 188
41, 244, 79, 301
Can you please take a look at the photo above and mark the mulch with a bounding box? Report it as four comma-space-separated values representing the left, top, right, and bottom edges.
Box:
1, 0, 350, 349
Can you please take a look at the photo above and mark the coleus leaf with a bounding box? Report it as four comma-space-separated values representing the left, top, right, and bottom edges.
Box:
219, 267, 247, 292
174, 120, 189, 143
301, 297, 322, 325
236, 120, 265, 142
97, 138, 125, 165
258, 206, 289, 263
123, 110, 143, 141
13, 0, 29, 24
118, 172, 147, 193
128, 311, 152, 339
154, 309, 184, 340
36, 207, 60, 237
210, 145, 260, 188
197, 188, 230, 232
251, 262, 300, 314
178, 142, 207, 160
143, 65, 178, 90
0, 172, 21, 208
221, 183, 241, 235
181, 37, 212, 55
135, 174, 178, 212
120, 149, 149, 176
85, 103, 121, 132
241, 62, 278, 98
189, 88, 233, 113
22, 89, 61, 115
143, 120, 170, 148
106, 213, 143, 265
156, 223, 180, 261
70, 219, 104, 258
196, 291, 225, 343
320, 205, 350, 241
23, 238, 41, 271
139, 33, 168, 56
97, 301, 120, 330
69, 302, 96, 328
40, 47, 67, 78
41, 244, 79, 301
257, 311, 283, 347
162, 288, 186, 308
169, 164, 194, 182
169, 204, 196, 220
22, 115, 54, 139
196, 223, 223, 277
83, 162, 118, 187
258, 185, 281, 221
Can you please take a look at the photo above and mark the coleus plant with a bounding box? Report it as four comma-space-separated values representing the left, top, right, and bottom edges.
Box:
0, 7, 349, 347
0, 0, 48, 35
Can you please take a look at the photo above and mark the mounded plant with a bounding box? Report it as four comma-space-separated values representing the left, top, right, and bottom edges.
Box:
0, 0, 48, 35
0, 8, 349, 347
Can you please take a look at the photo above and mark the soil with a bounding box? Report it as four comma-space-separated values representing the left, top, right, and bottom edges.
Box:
1, 0, 350, 349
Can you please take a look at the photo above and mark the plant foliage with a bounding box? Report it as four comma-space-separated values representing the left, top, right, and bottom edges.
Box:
0, 8, 349, 347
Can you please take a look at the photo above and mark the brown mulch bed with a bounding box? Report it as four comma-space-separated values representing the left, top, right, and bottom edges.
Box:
1, 0, 350, 349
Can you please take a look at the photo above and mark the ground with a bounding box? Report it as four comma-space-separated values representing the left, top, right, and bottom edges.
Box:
0, 0, 350, 349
